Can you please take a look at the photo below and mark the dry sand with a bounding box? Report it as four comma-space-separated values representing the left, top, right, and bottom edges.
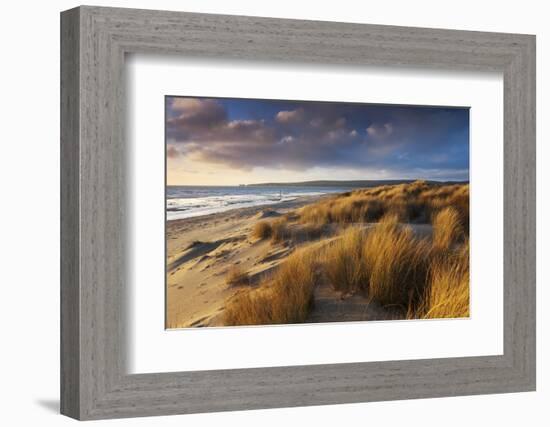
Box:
166, 196, 320, 328
166, 196, 433, 329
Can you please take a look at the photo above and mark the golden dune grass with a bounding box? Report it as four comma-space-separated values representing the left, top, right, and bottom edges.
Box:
252, 216, 290, 244
324, 226, 367, 295
250, 217, 290, 244
228, 182, 470, 325
361, 214, 432, 309
323, 212, 468, 316
411, 240, 470, 319
251, 216, 326, 245
224, 248, 316, 326
270, 217, 290, 244
225, 265, 250, 287
299, 181, 468, 228
252, 220, 272, 239
432, 206, 463, 250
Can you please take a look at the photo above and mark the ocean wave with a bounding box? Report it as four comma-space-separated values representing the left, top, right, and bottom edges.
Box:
165, 186, 348, 221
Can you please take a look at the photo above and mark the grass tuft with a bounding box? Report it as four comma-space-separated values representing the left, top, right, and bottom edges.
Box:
363, 216, 431, 309
432, 206, 463, 250
411, 240, 470, 319
252, 221, 272, 239
270, 217, 290, 244
224, 248, 316, 326
225, 265, 250, 287
324, 226, 367, 295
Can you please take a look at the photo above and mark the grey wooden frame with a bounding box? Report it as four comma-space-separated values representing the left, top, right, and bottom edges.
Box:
60, 5, 536, 420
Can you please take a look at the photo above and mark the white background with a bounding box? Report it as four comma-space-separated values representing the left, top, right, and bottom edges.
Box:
0, 0, 547, 426
129, 57, 503, 373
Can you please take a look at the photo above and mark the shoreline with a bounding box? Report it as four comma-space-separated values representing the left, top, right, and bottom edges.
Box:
165, 193, 331, 328
166, 194, 327, 228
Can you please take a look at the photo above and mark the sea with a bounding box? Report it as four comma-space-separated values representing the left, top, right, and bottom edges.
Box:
166, 185, 352, 221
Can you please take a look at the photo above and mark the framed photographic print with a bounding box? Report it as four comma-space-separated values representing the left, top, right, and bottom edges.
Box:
61, 6, 536, 420
164, 96, 471, 329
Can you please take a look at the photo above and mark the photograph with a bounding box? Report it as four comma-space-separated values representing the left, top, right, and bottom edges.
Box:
165, 96, 470, 328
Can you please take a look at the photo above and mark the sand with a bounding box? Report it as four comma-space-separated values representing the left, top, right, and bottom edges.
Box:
166, 196, 322, 328
166, 196, 434, 329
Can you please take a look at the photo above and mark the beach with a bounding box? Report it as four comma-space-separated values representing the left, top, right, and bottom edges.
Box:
166, 195, 326, 328
166, 181, 469, 329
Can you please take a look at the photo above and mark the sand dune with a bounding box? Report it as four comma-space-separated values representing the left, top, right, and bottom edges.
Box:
166, 208, 432, 328
166, 197, 321, 328
166, 207, 434, 328
166, 182, 469, 328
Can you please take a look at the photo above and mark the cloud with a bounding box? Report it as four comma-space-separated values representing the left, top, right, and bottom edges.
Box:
167, 98, 276, 146
167, 98, 227, 134
366, 123, 393, 138
276, 108, 305, 124
280, 136, 295, 144
166, 145, 180, 158
166, 97, 469, 180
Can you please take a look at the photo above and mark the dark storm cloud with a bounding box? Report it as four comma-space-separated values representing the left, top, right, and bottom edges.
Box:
166, 97, 469, 180
169, 98, 227, 131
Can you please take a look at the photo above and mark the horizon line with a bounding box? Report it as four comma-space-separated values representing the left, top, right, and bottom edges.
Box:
166, 178, 470, 187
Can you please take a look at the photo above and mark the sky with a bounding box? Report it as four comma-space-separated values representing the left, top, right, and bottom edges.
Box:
166, 96, 469, 186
